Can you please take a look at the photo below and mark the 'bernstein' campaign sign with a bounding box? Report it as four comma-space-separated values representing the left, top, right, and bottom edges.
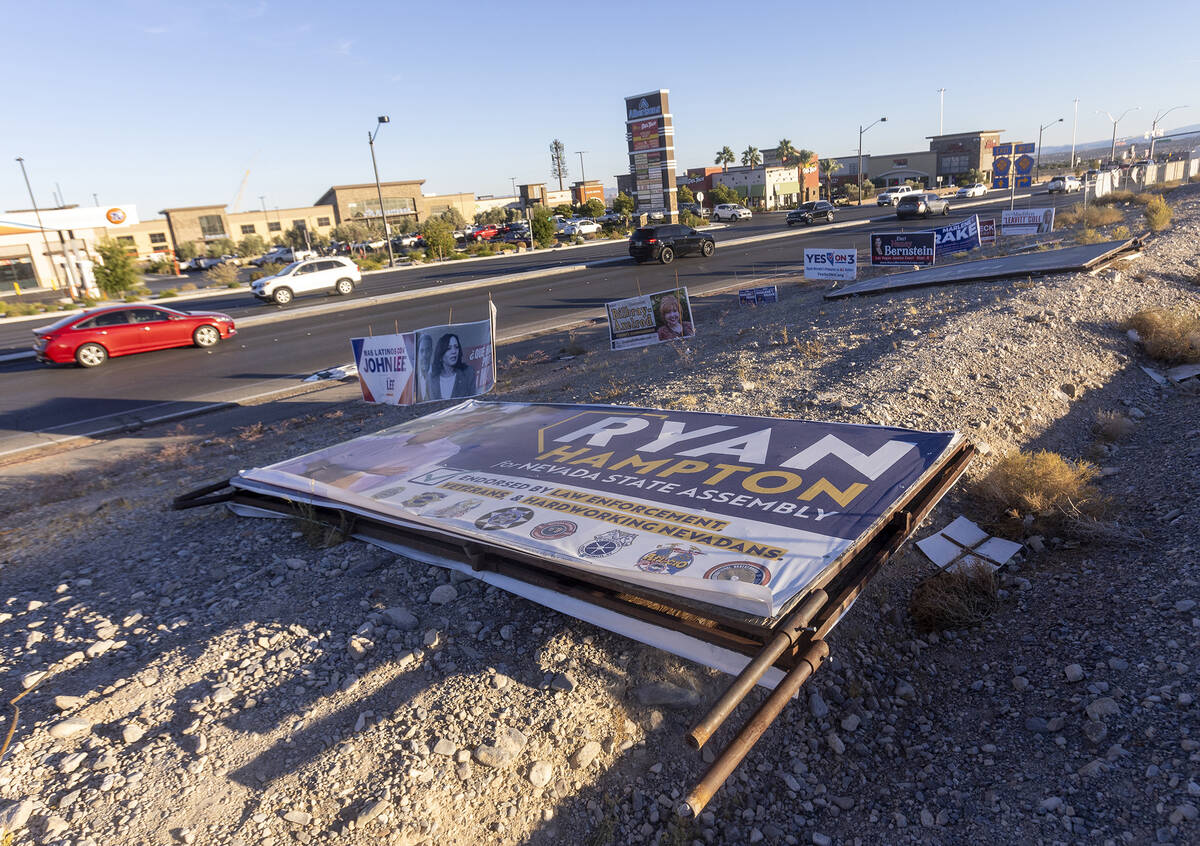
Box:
351, 314, 495, 406
739, 285, 778, 305
803, 248, 858, 281
933, 215, 981, 254
606, 287, 695, 350
870, 232, 936, 266
238, 401, 962, 618
1000, 208, 1055, 235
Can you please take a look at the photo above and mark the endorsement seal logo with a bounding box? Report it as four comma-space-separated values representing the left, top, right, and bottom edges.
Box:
578, 530, 637, 558
636, 544, 704, 575
474, 506, 534, 531
428, 498, 484, 519
371, 485, 406, 499
105, 207, 127, 225
703, 561, 772, 586
530, 520, 578, 541
401, 491, 446, 509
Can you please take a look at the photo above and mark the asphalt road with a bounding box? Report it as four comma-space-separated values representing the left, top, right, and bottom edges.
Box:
0, 188, 1081, 455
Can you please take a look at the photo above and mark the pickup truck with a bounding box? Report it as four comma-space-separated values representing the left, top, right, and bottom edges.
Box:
876, 185, 916, 206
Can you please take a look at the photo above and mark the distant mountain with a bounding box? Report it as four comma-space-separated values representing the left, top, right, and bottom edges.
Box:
1039, 123, 1200, 154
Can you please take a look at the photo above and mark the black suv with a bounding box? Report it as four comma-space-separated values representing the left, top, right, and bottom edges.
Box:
786, 201, 836, 226
628, 224, 716, 264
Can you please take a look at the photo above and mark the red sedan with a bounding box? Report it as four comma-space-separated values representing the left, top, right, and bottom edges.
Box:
32, 304, 237, 368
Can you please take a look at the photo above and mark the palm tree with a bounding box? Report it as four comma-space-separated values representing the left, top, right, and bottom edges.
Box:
776, 138, 798, 167
741, 146, 761, 168
819, 158, 843, 201
714, 146, 735, 173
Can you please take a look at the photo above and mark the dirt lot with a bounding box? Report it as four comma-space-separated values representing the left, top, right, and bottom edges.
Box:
1, 185, 1197, 846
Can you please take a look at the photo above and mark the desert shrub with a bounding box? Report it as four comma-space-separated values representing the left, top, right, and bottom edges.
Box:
679, 210, 705, 229
908, 563, 1000, 633
157, 289, 178, 298
1093, 190, 1134, 206
179, 281, 198, 292
1144, 196, 1172, 231
249, 261, 283, 281
205, 263, 239, 287
1092, 410, 1135, 442
406, 249, 426, 263
354, 257, 384, 271
1127, 308, 1200, 364
145, 258, 175, 274
1131, 192, 1154, 207
1110, 225, 1131, 240
0, 301, 47, 317
975, 449, 1103, 519
1059, 204, 1121, 227
1075, 228, 1104, 244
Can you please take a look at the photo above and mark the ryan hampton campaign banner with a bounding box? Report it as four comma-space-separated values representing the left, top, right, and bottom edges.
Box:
803, 248, 858, 281
870, 232, 937, 266
236, 400, 962, 618
1000, 208, 1056, 235
351, 312, 496, 406
606, 287, 695, 350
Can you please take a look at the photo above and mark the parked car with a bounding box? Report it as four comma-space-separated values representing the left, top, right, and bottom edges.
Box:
563, 219, 601, 236
251, 246, 316, 267
956, 183, 988, 198
786, 201, 836, 226
896, 193, 951, 219
471, 224, 501, 242
628, 224, 716, 265
712, 204, 752, 221
393, 233, 423, 248
501, 229, 532, 247
196, 254, 238, 270
1047, 175, 1082, 193
876, 185, 916, 206
679, 203, 710, 219
598, 211, 626, 224
250, 257, 362, 305
32, 305, 236, 368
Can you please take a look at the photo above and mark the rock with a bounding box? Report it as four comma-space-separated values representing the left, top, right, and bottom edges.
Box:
48, 717, 91, 740
422, 630, 440, 648
382, 607, 419, 630
59, 753, 86, 773
920, 808, 935, 827
122, 722, 146, 744
355, 799, 388, 828
1085, 697, 1120, 721
86, 639, 115, 658
825, 731, 845, 755
347, 637, 373, 660
841, 714, 861, 732
528, 761, 553, 787
54, 695, 85, 711
782, 773, 802, 793
1175, 599, 1197, 613
551, 672, 576, 692
44, 815, 68, 837
1083, 720, 1108, 744
1171, 804, 1199, 824
809, 691, 829, 720
432, 739, 456, 757
20, 671, 45, 690
1040, 796, 1063, 812
813, 834, 832, 846
429, 584, 458, 605
1078, 759, 1109, 777
283, 810, 312, 826
212, 686, 236, 704
1065, 664, 1084, 682
1012, 676, 1030, 692
894, 681, 916, 701
570, 741, 602, 770
0, 799, 34, 832
473, 727, 527, 768
633, 681, 700, 709
1025, 717, 1049, 734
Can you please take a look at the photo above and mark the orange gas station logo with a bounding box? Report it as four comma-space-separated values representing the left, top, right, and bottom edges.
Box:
105, 207, 127, 225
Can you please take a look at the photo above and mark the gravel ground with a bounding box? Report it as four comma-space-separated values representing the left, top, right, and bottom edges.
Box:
0, 184, 1197, 846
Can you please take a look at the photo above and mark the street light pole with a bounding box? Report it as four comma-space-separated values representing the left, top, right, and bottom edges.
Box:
368, 115, 396, 268
15, 156, 63, 291
1069, 98, 1079, 169
1148, 105, 1188, 160
857, 117, 886, 206
1036, 118, 1063, 182
1098, 106, 1140, 164
937, 88, 946, 136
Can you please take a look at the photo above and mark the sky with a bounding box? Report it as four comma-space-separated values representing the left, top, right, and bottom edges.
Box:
5, 0, 1199, 218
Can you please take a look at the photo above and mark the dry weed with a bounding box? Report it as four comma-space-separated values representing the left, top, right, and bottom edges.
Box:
1076, 228, 1104, 245
791, 338, 825, 359
1144, 195, 1172, 232
908, 563, 1000, 632
975, 449, 1103, 519
1092, 410, 1135, 442
292, 501, 351, 548
1127, 308, 1200, 364
1059, 204, 1121, 227
675, 395, 699, 409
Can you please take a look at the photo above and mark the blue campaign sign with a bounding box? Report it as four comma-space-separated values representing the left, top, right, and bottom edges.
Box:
739, 285, 778, 305
934, 215, 981, 254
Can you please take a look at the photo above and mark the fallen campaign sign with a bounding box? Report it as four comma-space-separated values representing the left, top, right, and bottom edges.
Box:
803, 248, 858, 281
1001, 208, 1055, 235
233, 400, 965, 620
933, 215, 981, 254
606, 287, 695, 350
739, 285, 778, 305
351, 312, 496, 406
870, 231, 936, 266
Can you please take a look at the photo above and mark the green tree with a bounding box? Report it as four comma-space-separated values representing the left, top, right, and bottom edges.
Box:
708, 184, 742, 205
94, 239, 143, 296
238, 234, 267, 257
714, 146, 735, 173
550, 139, 569, 190
741, 146, 761, 168
530, 207, 556, 248
437, 207, 468, 229
677, 185, 695, 205
553, 203, 573, 218
612, 192, 635, 217
283, 227, 310, 250
582, 198, 605, 219
819, 158, 843, 200
205, 238, 235, 257
776, 139, 798, 167
419, 218, 456, 259
796, 149, 816, 171
175, 241, 198, 261
332, 221, 369, 245
958, 168, 985, 186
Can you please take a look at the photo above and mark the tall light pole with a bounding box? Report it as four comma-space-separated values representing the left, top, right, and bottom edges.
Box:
1069, 97, 1079, 169
1098, 106, 1140, 164
576, 151, 589, 204
1148, 105, 1188, 160
857, 117, 886, 206
15, 156, 63, 290
937, 88, 946, 136
368, 115, 396, 267
1035, 118, 1063, 182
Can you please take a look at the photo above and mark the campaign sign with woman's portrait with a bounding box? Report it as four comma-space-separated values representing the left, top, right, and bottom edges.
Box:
351, 316, 495, 406
606, 286, 696, 350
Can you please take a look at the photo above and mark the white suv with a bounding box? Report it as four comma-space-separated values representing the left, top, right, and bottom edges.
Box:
713, 204, 752, 221
1047, 175, 1082, 193
251, 257, 362, 305
876, 185, 915, 206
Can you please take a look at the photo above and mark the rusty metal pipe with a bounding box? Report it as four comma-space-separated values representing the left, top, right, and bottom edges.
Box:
678, 639, 829, 819
687, 589, 827, 750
